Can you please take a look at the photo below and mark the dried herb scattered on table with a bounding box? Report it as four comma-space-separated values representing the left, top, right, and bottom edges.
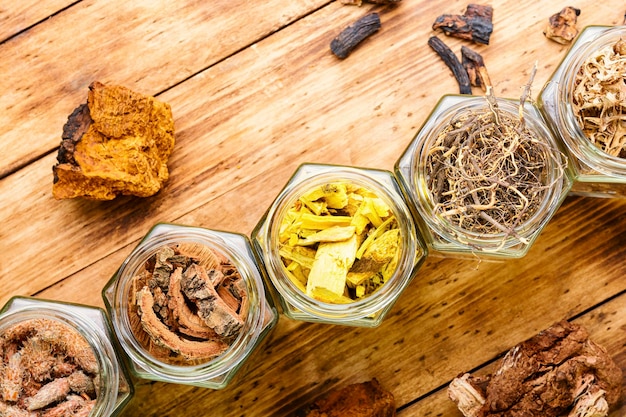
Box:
424, 86, 562, 246
278, 182, 402, 304
128, 244, 248, 365
572, 38, 626, 158
0, 318, 99, 416
543, 6, 580, 44
448, 321, 623, 417
461, 45, 492, 91
432, 4, 494, 45
331, 13, 381, 59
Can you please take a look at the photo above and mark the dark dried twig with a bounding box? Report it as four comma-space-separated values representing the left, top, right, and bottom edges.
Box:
331, 13, 381, 59
433, 4, 494, 45
461, 46, 492, 91
428, 36, 472, 94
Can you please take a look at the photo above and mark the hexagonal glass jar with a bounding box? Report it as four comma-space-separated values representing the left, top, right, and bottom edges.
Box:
539, 25, 626, 197
103, 223, 277, 389
396, 94, 572, 259
0, 296, 133, 416
251, 163, 427, 327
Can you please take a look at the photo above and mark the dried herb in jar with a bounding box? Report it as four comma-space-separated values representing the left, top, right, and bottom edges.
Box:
278, 182, 401, 304
425, 79, 563, 247
572, 38, 626, 158
128, 244, 248, 365
0, 319, 99, 416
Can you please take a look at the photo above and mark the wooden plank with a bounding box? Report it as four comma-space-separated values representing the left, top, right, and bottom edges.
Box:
3, 1, 622, 303
0, 0, 73, 42
399, 292, 626, 416
0, 0, 329, 178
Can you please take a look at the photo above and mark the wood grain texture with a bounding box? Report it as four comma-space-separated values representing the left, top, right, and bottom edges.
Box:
0, 1, 74, 42
2, 0, 626, 416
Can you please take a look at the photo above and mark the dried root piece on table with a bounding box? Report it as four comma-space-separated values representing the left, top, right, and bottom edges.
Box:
543, 6, 581, 44
433, 4, 494, 45
331, 13, 381, 59
448, 321, 623, 417
461, 45, 492, 91
0, 318, 99, 416
296, 379, 396, 417
572, 38, 626, 158
52, 81, 175, 200
129, 244, 248, 365
428, 36, 472, 94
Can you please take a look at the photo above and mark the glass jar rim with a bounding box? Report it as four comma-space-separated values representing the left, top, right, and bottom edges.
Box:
110, 227, 266, 383
262, 167, 420, 322
0, 305, 119, 417
412, 96, 566, 252
557, 26, 626, 176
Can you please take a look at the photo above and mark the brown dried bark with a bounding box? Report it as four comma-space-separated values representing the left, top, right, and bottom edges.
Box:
331, 13, 381, 59
543, 7, 580, 44
432, 4, 494, 45
448, 321, 623, 417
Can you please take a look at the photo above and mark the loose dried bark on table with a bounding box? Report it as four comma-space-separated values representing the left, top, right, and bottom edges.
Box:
52, 81, 175, 200
543, 6, 581, 44
432, 4, 494, 45
129, 244, 248, 365
296, 379, 396, 417
448, 321, 623, 417
331, 13, 381, 59
461, 45, 492, 91
428, 36, 472, 94
0, 319, 99, 416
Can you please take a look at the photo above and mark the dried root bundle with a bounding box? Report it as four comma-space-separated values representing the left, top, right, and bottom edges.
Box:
425, 86, 562, 248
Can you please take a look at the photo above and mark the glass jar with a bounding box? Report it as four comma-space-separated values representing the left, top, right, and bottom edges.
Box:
0, 296, 133, 416
539, 25, 626, 197
251, 163, 427, 327
102, 223, 277, 389
396, 94, 571, 259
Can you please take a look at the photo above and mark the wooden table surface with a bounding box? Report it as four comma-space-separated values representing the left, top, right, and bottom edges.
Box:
2, 1, 626, 415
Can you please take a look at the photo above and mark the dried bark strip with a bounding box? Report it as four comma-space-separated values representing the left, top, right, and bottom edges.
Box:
331, 13, 381, 59
428, 36, 472, 94
129, 244, 248, 365
433, 4, 494, 45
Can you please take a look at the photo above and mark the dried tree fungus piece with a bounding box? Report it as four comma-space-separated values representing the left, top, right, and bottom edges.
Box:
433, 4, 494, 45
128, 244, 248, 365
428, 36, 472, 95
278, 181, 402, 303
331, 13, 381, 59
0, 318, 99, 416
297, 379, 396, 417
52, 81, 175, 200
543, 7, 581, 44
461, 45, 492, 91
572, 38, 626, 158
448, 321, 623, 417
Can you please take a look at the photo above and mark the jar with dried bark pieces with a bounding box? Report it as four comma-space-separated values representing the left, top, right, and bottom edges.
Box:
0, 296, 133, 416
252, 163, 427, 327
539, 25, 626, 197
395, 94, 571, 259
103, 223, 277, 389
